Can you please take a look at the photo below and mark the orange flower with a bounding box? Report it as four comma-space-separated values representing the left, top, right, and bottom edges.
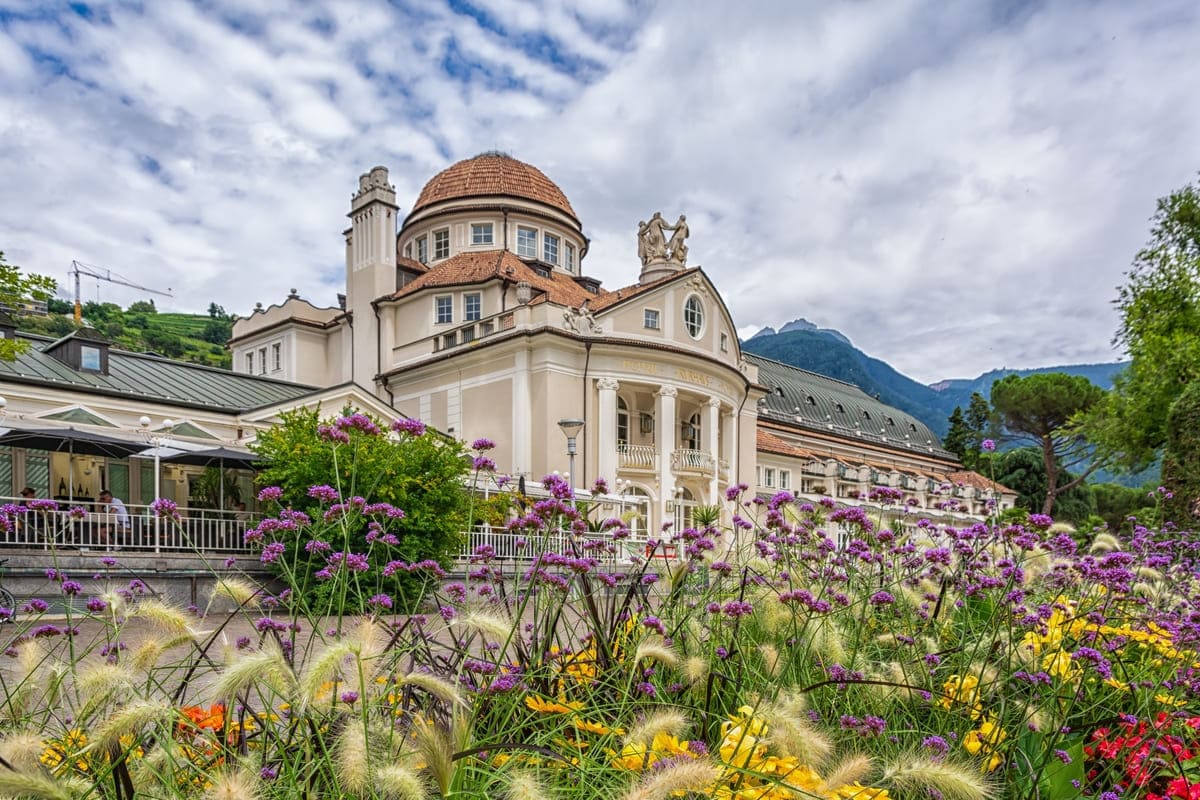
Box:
180, 703, 226, 732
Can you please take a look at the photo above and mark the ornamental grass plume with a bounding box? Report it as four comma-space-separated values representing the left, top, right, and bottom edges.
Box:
1089, 532, 1123, 554
133, 599, 207, 639
410, 714, 457, 798
129, 634, 194, 672
90, 698, 175, 750
623, 709, 690, 749
213, 639, 296, 701
0, 731, 48, 772
762, 694, 832, 768
300, 639, 361, 708
377, 764, 428, 800
505, 772, 551, 800
335, 717, 373, 794
209, 576, 261, 608
881, 757, 993, 800
0, 767, 88, 800
204, 769, 262, 800
757, 643, 781, 678
453, 607, 512, 642
820, 754, 875, 794
634, 635, 680, 668
620, 758, 721, 800
75, 662, 135, 718
682, 655, 709, 686
397, 670, 468, 710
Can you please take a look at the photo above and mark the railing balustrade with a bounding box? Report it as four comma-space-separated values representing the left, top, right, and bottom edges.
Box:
460, 525, 648, 567
0, 497, 256, 554
617, 443, 657, 469
671, 448, 715, 474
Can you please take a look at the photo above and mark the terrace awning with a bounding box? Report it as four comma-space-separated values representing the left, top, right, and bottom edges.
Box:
0, 426, 147, 459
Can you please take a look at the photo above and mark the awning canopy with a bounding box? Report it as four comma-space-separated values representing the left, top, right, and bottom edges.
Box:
0, 426, 147, 459
135, 446, 259, 471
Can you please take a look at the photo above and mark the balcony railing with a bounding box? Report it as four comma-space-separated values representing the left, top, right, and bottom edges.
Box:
671, 448, 715, 474
0, 499, 256, 554
618, 444, 657, 470
460, 526, 646, 566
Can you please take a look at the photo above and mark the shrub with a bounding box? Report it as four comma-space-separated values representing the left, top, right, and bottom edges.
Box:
250, 408, 471, 611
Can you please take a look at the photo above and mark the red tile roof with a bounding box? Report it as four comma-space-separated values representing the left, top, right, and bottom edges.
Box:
412, 153, 577, 222
756, 429, 819, 460
947, 470, 1015, 494
390, 250, 608, 308
590, 268, 702, 312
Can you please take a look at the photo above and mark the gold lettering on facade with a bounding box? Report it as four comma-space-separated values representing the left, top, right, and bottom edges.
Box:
622, 359, 659, 375
676, 368, 712, 387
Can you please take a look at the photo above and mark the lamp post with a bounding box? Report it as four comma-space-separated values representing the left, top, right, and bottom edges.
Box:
556, 418, 585, 497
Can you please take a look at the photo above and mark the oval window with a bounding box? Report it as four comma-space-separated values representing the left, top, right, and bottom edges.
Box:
683, 295, 704, 338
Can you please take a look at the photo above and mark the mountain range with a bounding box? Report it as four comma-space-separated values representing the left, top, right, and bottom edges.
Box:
742, 321, 1128, 437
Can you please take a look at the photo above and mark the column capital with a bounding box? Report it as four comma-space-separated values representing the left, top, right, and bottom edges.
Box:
597, 377, 620, 392
657, 385, 678, 399
706, 396, 722, 409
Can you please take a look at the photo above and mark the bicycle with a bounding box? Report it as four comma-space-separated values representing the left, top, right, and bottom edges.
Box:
0, 559, 16, 622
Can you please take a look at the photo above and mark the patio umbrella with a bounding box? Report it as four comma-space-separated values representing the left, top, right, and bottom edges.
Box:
134, 446, 259, 510
0, 426, 147, 501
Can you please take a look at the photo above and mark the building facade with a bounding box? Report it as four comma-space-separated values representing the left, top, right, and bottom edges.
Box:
231, 154, 1014, 529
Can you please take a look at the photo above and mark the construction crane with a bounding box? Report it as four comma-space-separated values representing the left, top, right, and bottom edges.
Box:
70, 260, 174, 323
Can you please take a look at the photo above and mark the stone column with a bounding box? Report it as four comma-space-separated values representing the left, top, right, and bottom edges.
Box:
597, 378, 620, 488
706, 397, 721, 504
655, 385, 677, 531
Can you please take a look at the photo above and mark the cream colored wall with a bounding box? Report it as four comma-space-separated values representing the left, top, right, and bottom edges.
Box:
462, 379, 513, 469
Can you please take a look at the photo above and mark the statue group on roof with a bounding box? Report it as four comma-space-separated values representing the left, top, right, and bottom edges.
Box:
638, 212, 689, 266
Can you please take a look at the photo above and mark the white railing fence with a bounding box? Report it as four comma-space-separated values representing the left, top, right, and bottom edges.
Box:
671, 448, 715, 473
617, 444, 657, 469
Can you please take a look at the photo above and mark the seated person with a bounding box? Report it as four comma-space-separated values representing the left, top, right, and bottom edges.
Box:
97, 490, 131, 548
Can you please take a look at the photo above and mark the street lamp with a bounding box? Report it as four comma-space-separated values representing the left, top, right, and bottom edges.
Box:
556, 418, 585, 496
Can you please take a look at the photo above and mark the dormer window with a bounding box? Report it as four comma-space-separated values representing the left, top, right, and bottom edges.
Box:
516, 227, 537, 258
80, 345, 101, 371
471, 223, 493, 245
45, 329, 111, 375
433, 228, 450, 260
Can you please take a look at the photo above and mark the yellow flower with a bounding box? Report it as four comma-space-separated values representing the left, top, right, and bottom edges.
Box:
830, 783, 891, 800
938, 674, 983, 717
573, 717, 624, 736
963, 714, 1006, 773
1041, 650, 1080, 681
524, 695, 584, 715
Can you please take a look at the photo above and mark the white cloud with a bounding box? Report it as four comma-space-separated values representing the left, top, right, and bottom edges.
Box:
1, 0, 1198, 386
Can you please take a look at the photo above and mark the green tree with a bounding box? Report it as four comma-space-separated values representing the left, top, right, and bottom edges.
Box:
207, 302, 228, 320
1160, 379, 1200, 523
127, 299, 157, 314
942, 392, 994, 471
943, 406, 971, 464
990, 373, 1106, 515
1100, 179, 1200, 469
46, 297, 71, 314
201, 318, 232, 344
993, 446, 1097, 527
0, 250, 57, 360
1090, 482, 1156, 534
251, 408, 471, 611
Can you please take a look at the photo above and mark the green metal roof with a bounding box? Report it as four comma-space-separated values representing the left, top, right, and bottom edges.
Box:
0, 333, 317, 413
746, 353, 953, 460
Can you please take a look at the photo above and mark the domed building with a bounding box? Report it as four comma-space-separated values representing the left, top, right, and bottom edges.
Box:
230, 154, 1014, 531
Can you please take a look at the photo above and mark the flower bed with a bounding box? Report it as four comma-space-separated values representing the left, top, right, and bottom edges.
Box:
0, 423, 1198, 799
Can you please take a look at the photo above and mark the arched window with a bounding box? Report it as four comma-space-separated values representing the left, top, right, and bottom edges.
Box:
681, 412, 701, 450
617, 397, 630, 446
683, 295, 704, 338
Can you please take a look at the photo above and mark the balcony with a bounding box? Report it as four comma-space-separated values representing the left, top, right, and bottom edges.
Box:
617, 444, 656, 470
671, 448, 715, 475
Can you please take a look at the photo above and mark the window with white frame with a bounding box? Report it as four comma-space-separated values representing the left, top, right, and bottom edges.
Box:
435, 295, 453, 324
404, 241, 412, 258
720, 332, 729, 352
764, 467, 776, 488
257, 347, 267, 375
516, 226, 537, 258
464, 292, 481, 321
417, 236, 428, 264
271, 342, 281, 372
643, 308, 660, 330
471, 223, 493, 246
779, 469, 791, 490
683, 295, 704, 338
565, 242, 576, 273
543, 233, 559, 264
245, 353, 253, 373
433, 228, 450, 260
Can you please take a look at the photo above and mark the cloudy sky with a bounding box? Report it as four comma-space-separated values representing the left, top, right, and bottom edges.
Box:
2, 1, 1198, 383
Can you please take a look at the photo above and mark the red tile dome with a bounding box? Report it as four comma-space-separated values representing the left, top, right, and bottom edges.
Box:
411, 152, 578, 223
